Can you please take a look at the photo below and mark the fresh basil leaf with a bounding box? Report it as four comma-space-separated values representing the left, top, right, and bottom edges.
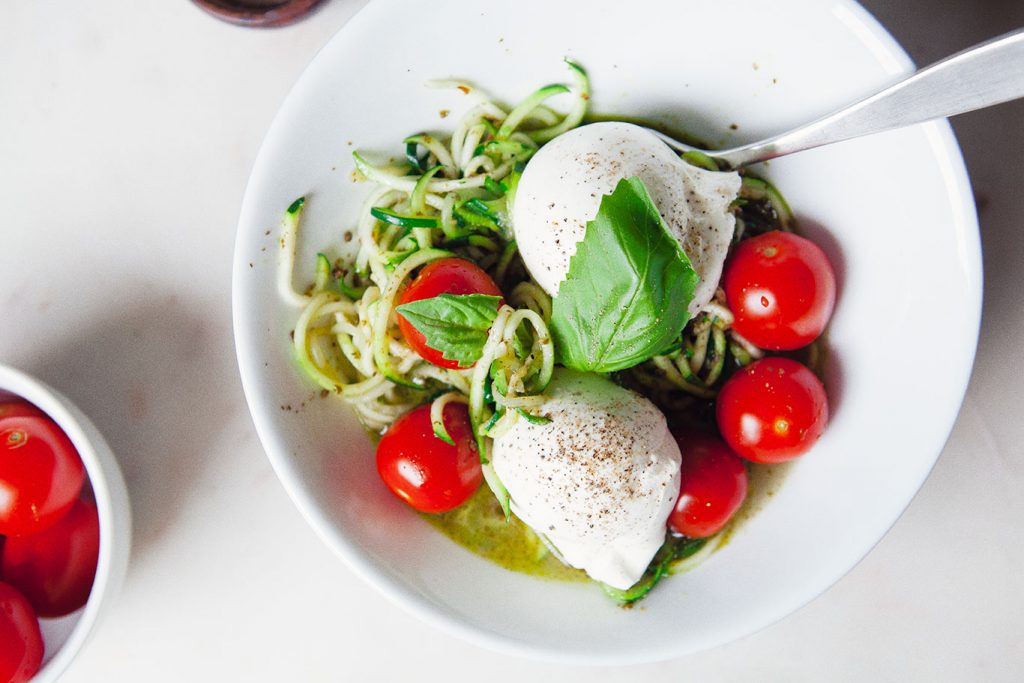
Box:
395, 293, 502, 367
550, 176, 698, 373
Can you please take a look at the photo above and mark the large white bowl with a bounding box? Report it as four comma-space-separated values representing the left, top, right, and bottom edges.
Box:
232, 0, 980, 664
0, 364, 132, 681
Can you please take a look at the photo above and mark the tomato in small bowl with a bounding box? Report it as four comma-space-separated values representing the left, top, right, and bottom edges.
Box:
0, 364, 131, 683
0, 411, 86, 538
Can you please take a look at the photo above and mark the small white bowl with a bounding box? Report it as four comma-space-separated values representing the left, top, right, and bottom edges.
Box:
234, 0, 981, 664
0, 364, 131, 682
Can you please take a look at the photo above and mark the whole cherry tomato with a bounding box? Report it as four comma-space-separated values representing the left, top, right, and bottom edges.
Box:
2, 498, 100, 617
0, 402, 45, 421
716, 357, 829, 464
0, 582, 43, 683
376, 402, 482, 513
0, 414, 85, 536
668, 432, 748, 538
724, 230, 836, 350
396, 258, 503, 369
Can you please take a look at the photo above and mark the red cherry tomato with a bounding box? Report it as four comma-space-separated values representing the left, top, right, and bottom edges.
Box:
396, 258, 503, 369
0, 402, 45, 421
2, 499, 100, 617
724, 230, 836, 350
716, 357, 829, 464
0, 582, 43, 683
667, 432, 748, 538
0, 414, 85, 536
376, 402, 482, 513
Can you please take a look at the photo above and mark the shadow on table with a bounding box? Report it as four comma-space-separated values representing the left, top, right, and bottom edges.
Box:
26, 290, 237, 563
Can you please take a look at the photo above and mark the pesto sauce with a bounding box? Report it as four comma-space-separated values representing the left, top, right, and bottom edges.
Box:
422, 486, 587, 582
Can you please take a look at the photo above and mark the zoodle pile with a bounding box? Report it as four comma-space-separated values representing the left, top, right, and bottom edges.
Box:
279, 62, 834, 603
281, 62, 592, 513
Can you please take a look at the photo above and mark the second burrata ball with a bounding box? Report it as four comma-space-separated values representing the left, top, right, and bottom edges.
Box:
512, 121, 741, 316
491, 369, 681, 590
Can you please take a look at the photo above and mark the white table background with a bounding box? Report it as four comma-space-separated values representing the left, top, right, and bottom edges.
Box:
2, 1, 1022, 680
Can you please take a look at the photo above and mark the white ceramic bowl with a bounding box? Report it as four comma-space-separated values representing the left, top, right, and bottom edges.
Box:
0, 364, 132, 681
233, 0, 980, 664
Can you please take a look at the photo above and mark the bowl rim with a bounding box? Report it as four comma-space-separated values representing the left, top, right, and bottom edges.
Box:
0, 363, 132, 681
231, 0, 982, 664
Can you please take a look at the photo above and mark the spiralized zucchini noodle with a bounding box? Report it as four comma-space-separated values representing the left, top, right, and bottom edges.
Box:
279, 61, 589, 512
277, 61, 805, 595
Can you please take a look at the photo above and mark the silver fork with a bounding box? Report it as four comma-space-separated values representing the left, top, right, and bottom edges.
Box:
648, 27, 1024, 170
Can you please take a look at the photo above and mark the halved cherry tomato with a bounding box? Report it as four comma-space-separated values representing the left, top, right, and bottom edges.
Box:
376, 402, 482, 513
0, 414, 86, 536
0, 581, 43, 683
668, 432, 748, 538
2, 498, 100, 617
724, 231, 836, 350
396, 258, 503, 369
716, 357, 828, 464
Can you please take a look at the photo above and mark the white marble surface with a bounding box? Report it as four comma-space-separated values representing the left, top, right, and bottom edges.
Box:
1, 0, 1022, 680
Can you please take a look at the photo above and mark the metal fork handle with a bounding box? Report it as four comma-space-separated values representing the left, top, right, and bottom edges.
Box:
657, 27, 1024, 169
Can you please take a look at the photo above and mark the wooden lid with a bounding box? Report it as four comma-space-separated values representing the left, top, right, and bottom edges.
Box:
191, 0, 328, 28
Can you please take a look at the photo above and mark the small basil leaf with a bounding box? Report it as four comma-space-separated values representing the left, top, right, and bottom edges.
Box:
395, 293, 502, 367
550, 176, 699, 373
